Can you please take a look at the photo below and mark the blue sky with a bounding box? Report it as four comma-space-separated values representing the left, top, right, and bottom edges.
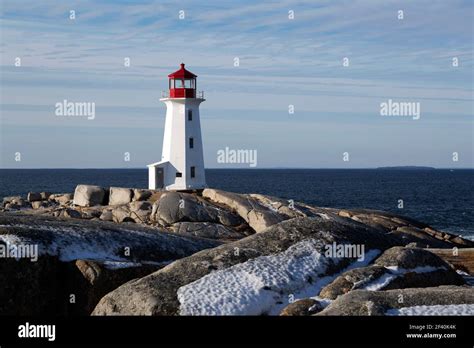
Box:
0, 0, 472, 168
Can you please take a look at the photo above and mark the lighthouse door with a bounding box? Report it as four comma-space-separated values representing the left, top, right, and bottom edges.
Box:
155, 167, 164, 189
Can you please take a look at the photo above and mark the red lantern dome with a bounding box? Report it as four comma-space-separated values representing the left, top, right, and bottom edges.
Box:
168, 63, 197, 98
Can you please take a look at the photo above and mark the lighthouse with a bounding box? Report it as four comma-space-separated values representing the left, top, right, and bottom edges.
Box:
147, 63, 206, 190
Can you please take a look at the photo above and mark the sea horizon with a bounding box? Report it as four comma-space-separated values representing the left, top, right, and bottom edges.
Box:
1, 168, 473, 240
1, 167, 473, 170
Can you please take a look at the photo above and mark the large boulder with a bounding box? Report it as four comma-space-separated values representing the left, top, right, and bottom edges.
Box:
71, 260, 164, 315
279, 299, 323, 316
31, 201, 53, 209
40, 192, 52, 200
390, 226, 455, 248
375, 246, 451, 269
317, 286, 474, 316
49, 193, 73, 205
129, 201, 152, 223
342, 209, 473, 248
129, 201, 152, 211
133, 189, 153, 201
249, 193, 329, 219
109, 187, 133, 206
0, 252, 64, 315
319, 247, 465, 299
112, 206, 134, 223
152, 192, 210, 224
99, 210, 113, 222
60, 208, 82, 219
0, 212, 220, 265
27, 192, 42, 202
422, 227, 473, 247
0, 212, 220, 316
320, 265, 388, 299
151, 192, 244, 227
3, 196, 24, 205
3, 203, 21, 210
2, 196, 31, 210
78, 207, 102, 219
73, 185, 106, 207
202, 189, 286, 232
429, 248, 474, 274
374, 247, 466, 290
0, 251, 164, 316
92, 216, 399, 316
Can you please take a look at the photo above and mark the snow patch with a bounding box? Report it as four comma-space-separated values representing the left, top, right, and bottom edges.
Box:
0, 230, 129, 262
386, 304, 474, 316
0, 234, 24, 246
267, 248, 382, 315
317, 213, 331, 221
101, 261, 142, 269
361, 265, 447, 291
178, 240, 382, 316
363, 273, 397, 291
385, 265, 444, 274
0, 221, 206, 263
177, 239, 337, 315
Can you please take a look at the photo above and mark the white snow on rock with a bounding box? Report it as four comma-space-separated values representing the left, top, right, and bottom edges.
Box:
178, 239, 378, 315
267, 248, 382, 315
384, 265, 444, 273
361, 265, 446, 291
0, 222, 213, 263
0, 229, 129, 262
316, 213, 331, 221
0, 234, 23, 246
178, 239, 332, 315
362, 273, 397, 291
100, 260, 173, 269
386, 304, 474, 316
101, 261, 143, 269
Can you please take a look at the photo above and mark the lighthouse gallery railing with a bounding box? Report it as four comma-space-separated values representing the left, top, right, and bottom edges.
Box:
161, 90, 204, 98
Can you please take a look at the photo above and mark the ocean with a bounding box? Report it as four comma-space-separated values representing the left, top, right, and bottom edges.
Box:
0, 168, 473, 240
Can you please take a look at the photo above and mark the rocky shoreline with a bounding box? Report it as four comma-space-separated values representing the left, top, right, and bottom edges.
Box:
1, 185, 473, 316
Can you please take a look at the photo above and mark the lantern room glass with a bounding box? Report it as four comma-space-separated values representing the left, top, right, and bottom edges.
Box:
184, 79, 195, 88
170, 78, 195, 89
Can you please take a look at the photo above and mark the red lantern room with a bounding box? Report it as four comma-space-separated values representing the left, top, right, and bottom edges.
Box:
168, 63, 197, 98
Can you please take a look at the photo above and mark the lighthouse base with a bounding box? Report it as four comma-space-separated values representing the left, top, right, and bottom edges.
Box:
147, 161, 206, 191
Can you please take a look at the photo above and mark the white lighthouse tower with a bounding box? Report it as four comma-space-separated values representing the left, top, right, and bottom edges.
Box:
147, 63, 206, 190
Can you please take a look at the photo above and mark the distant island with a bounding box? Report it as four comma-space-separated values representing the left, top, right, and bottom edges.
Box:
376, 166, 436, 170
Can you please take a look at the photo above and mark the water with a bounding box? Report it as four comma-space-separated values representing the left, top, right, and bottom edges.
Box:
0, 169, 473, 239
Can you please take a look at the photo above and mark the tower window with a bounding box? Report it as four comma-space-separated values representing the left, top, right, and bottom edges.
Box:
176, 172, 182, 178
189, 137, 194, 149
191, 166, 195, 178
188, 110, 192, 121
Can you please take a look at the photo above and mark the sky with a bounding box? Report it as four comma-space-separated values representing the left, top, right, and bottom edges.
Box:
0, 0, 473, 168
